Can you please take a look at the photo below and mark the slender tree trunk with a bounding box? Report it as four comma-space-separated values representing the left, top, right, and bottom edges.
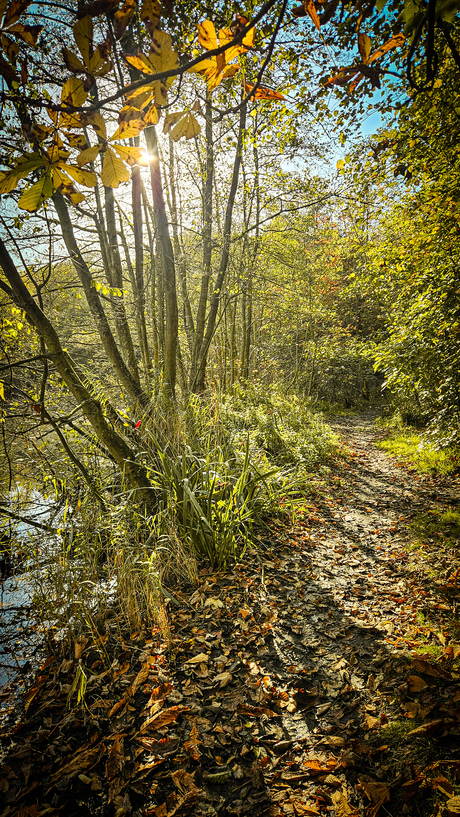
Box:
52, 191, 149, 407
0, 240, 154, 508
104, 185, 140, 383
141, 185, 160, 368
190, 97, 213, 390
167, 137, 195, 354
191, 99, 247, 393
144, 125, 178, 399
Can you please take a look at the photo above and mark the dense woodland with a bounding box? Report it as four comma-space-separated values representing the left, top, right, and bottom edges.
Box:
1, 1, 460, 815
0, 0, 459, 579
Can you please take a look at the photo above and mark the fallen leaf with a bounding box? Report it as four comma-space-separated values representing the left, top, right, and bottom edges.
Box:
139, 706, 190, 732
184, 653, 209, 664
407, 675, 428, 692
106, 735, 124, 781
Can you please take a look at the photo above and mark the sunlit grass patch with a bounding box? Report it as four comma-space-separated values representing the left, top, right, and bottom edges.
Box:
375, 431, 459, 474
410, 509, 460, 545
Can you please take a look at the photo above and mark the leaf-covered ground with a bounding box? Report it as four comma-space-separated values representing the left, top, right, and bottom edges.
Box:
1, 414, 460, 817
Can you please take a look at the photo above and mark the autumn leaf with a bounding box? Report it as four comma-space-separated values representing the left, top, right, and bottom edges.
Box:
358, 33, 372, 64
114, 0, 137, 40
244, 82, 285, 101
101, 147, 130, 187
163, 110, 201, 141
18, 173, 53, 211
184, 652, 208, 664
106, 735, 125, 780
139, 706, 190, 732
184, 723, 201, 760
191, 19, 249, 90
62, 15, 112, 88
49, 741, 106, 785
303, 0, 321, 31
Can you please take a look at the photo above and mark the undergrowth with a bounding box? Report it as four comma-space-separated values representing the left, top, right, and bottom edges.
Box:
8, 385, 337, 645
374, 420, 459, 474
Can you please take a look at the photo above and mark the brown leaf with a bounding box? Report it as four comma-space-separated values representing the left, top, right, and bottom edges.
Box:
364, 714, 380, 730
106, 735, 125, 781
357, 776, 390, 806
49, 741, 105, 785
184, 652, 209, 664
433, 775, 454, 797
131, 665, 150, 695
358, 33, 372, 64
407, 719, 454, 737
184, 723, 201, 760
107, 696, 128, 719
331, 787, 360, 816
303, 756, 338, 775
139, 706, 190, 732
411, 658, 451, 679
407, 675, 428, 692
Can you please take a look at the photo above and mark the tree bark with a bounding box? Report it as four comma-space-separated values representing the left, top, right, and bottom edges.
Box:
0, 239, 155, 509
190, 96, 213, 390
52, 191, 149, 407
191, 99, 247, 393
144, 125, 178, 399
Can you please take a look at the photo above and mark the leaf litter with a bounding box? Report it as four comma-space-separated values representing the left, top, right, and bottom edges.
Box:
1, 413, 460, 817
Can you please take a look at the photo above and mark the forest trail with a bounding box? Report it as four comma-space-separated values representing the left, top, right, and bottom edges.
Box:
1, 413, 460, 817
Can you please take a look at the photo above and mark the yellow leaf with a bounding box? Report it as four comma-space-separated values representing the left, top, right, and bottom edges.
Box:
149, 30, 178, 79
0, 381, 4, 400
73, 15, 92, 67
77, 144, 101, 166
170, 112, 201, 141
163, 110, 185, 133
336, 159, 345, 170
6, 22, 42, 46
112, 144, 149, 166
111, 121, 144, 141
125, 52, 153, 73
84, 111, 107, 139
61, 76, 87, 108
144, 105, 159, 125
18, 173, 53, 211
61, 164, 98, 187
140, 0, 160, 29
101, 147, 130, 188
62, 47, 86, 74
358, 32, 372, 64
0, 156, 43, 194
114, 0, 137, 40
197, 20, 218, 51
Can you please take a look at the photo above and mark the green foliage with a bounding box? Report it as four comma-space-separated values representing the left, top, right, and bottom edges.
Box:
375, 427, 459, 474
147, 437, 271, 567
410, 508, 460, 544
212, 383, 338, 469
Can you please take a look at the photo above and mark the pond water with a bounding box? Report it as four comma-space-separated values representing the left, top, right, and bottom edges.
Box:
0, 488, 65, 691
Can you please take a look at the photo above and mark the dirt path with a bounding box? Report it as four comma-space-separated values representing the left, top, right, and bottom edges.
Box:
1, 414, 459, 817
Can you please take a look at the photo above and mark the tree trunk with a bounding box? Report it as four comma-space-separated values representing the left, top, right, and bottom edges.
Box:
191, 99, 247, 393
144, 125, 178, 399
52, 191, 149, 408
190, 96, 213, 390
0, 239, 155, 509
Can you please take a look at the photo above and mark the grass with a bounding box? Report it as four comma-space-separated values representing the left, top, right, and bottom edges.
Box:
375, 429, 459, 474
410, 509, 460, 544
